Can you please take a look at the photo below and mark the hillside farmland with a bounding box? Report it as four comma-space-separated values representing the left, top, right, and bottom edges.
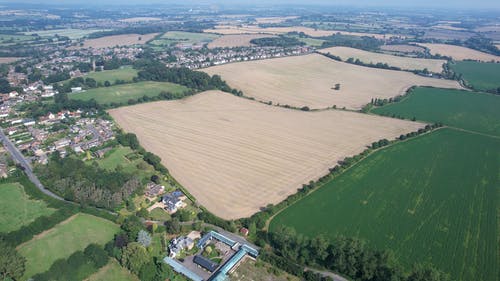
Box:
319, 46, 446, 72
109, 90, 423, 219
417, 43, 500, 61
270, 128, 499, 281
203, 54, 462, 110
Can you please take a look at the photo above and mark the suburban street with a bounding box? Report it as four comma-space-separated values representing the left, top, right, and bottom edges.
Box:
0, 128, 65, 201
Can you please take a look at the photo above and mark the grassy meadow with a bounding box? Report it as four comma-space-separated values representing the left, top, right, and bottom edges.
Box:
450, 61, 500, 90
85, 67, 138, 84
70, 81, 190, 104
18, 213, 119, 279
270, 128, 499, 281
0, 182, 56, 233
372, 87, 500, 136
87, 260, 139, 281
23, 29, 110, 39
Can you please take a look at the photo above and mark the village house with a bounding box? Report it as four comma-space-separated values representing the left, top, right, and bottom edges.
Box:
145, 182, 165, 198
162, 190, 187, 213
54, 138, 71, 150
169, 236, 194, 258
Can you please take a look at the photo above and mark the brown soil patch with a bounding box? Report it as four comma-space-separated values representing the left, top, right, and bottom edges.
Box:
109, 91, 424, 219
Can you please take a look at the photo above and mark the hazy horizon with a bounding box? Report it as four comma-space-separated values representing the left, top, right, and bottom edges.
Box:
1, 0, 500, 10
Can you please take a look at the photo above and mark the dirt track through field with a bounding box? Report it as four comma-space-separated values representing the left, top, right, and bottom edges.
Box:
110, 91, 423, 219
203, 54, 462, 110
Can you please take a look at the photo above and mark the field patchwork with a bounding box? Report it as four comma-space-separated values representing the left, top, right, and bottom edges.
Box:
372, 87, 500, 137
109, 90, 423, 219
270, 128, 499, 281
319, 46, 446, 72
0, 182, 56, 233
18, 213, 119, 279
203, 54, 462, 110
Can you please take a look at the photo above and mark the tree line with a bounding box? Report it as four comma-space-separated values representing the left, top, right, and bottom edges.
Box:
266, 226, 450, 281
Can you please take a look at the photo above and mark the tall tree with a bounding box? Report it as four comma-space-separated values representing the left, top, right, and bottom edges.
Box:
0, 240, 26, 280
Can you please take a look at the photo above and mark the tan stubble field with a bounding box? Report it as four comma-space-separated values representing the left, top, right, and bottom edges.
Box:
319, 46, 446, 72
207, 34, 276, 49
74, 33, 159, 49
109, 91, 424, 219
203, 54, 462, 110
417, 43, 500, 62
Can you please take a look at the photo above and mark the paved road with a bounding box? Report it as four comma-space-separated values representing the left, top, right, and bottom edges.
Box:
0, 128, 65, 201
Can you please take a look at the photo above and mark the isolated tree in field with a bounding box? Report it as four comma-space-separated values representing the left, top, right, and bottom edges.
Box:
0, 240, 26, 280
104, 80, 111, 87
121, 242, 149, 275
137, 230, 152, 247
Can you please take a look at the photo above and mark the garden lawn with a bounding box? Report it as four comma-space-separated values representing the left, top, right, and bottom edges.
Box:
270, 128, 499, 281
450, 61, 500, 90
70, 81, 190, 104
18, 213, 119, 279
372, 87, 500, 136
0, 182, 56, 233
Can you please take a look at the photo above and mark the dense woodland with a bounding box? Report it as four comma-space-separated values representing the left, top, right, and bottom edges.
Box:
35, 153, 142, 210
250, 36, 305, 47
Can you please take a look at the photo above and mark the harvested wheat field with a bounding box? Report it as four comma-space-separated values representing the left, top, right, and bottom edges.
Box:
76, 33, 158, 49
319, 46, 445, 72
109, 91, 423, 219
255, 16, 299, 24
203, 54, 462, 110
0, 57, 22, 64
204, 25, 404, 39
380, 44, 425, 53
417, 43, 500, 62
207, 34, 276, 48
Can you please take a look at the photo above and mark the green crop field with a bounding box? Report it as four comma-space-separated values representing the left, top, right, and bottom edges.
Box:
450, 61, 500, 90
70, 81, 190, 104
0, 182, 56, 233
150, 31, 219, 47
270, 129, 499, 281
84, 67, 138, 84
0, 33, 37, 45
87, 260, 139, 281
371, 87, 500, 136
19, 213, 119, 279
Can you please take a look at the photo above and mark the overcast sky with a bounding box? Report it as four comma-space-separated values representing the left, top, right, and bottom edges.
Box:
2, 0, 500, 9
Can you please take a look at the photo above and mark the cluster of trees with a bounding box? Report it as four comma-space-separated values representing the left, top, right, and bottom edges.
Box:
117, 131, 169, 175
370, 96, 404, 107
250, 36, 305, 47
134, 59, 242, 95
35, 153, 142, 210
32, 244, 109, 281
43, 71, 71, 84
0, 239, 26, 280
462, 36, 500, 56
105, 216, 178, 281
320, 34, 383, 51
267, 226, 450, 281
346, 57, 403, 71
